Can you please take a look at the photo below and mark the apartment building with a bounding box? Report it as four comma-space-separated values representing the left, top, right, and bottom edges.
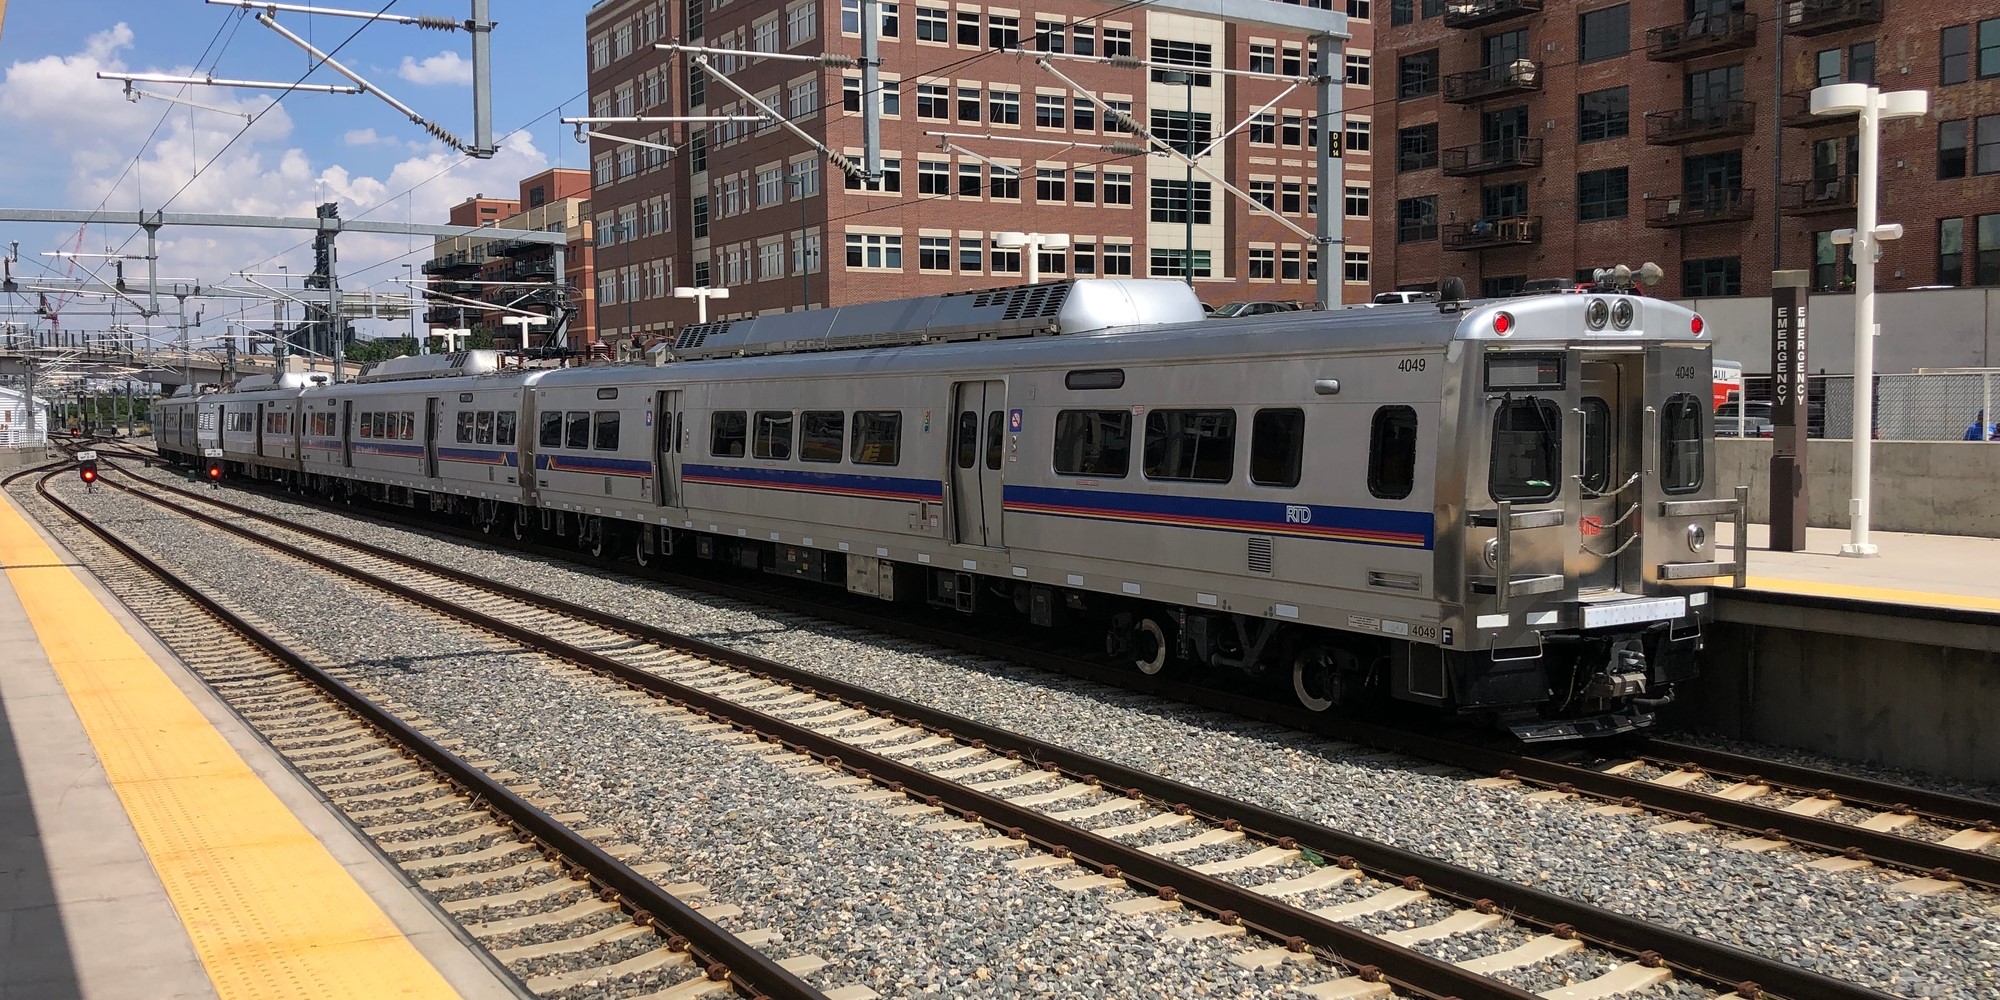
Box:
1370, 1, 2000, 299
424, 168, 599, 351
582, 0, 1371, 335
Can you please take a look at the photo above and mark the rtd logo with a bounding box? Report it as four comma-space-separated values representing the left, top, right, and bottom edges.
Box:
1285, 505, 1313, 524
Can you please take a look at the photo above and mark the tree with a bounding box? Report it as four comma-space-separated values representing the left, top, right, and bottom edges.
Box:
345, 337, 417, 365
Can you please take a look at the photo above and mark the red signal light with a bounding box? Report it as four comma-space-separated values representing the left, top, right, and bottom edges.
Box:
80, 468, 97, 484
208, 465, 223, 480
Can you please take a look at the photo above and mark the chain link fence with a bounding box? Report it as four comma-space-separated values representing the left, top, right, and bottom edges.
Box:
1739, 370, 2000, 440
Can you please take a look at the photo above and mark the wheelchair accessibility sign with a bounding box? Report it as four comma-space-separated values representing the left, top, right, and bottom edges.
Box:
1009, 408, 1023, 432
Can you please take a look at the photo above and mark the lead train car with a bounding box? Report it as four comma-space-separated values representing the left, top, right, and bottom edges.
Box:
172, 279, 1738, 739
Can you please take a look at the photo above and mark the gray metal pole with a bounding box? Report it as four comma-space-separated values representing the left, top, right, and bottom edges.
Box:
470, 0, 495, 156
177, 294, 191, 387
330, 236, 345, 382
144, 223, 160, 318
125, 380, 134, 439
1313, 32, 1346, 309
1772, 13, 1786, 273
860, 0, 882, 179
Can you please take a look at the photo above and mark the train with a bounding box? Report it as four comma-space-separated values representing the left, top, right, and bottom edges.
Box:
156, 277, 1741, 741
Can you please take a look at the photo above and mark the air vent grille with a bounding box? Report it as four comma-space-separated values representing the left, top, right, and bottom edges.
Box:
1247, 537, 1273, 575
674, 321, 731, 351
970, 282, 1071, 321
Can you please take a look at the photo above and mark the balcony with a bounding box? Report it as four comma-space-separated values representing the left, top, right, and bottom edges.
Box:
1443, 60, 1543, 104
1779, 89, 1858, 128
1646, 11, 1757, 61
1442, 0, 1542, 29
1644, 100, 1756, 145
1784, 0, 1882, 36
1442, 138, 1544, 176
1446, 215, 1542, 251
1644, 188, 1756, 228
421, 252, 481, 276
1779, 175, 1857, 214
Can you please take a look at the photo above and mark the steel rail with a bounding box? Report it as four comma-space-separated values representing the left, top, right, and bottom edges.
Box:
93, 461, 1900, 1000
1621, 737, 2000, 829
26, 468, 828, 1000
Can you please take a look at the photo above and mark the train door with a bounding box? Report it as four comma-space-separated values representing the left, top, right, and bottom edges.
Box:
341, 400, 355, 468
948, 380, 1006, 548
1575, 355, 1640, 594
653, 389, 683, 507
255, 403, 267, 458
424, 397, 441, 478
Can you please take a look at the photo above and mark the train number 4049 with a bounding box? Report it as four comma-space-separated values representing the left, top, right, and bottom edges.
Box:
1397, 358, 1427, 372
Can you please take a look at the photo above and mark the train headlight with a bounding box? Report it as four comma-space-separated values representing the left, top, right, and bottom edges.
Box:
1686, 524, 1707, 553
1584, 298, 1610, 330
1483, 538, 1500, 568
1611, 298, 1636, 330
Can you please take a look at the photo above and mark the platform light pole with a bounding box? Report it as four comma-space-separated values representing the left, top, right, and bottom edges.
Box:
1810, 82, 1928, 558
673, 285, 730, 324
993, 232, 1069, 285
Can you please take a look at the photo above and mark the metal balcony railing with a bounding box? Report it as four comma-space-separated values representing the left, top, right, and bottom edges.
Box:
1442, 0, 1543, 29
1646, 11, 1757, 61
1644, 188, 1756, 227
1644, 99, 1756, 144
1441, 137, 1544, 176
1779, 89, 1858, 128
1779, 175, 1857, 214
1784, 0, 1882, 36
1443, 60, 1542, 104
1445, 215, 1542, 250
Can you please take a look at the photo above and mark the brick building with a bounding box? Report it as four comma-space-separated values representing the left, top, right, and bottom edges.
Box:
1368, 1, 2000, 299
424, 168, 599, 352
582, 0, 1372, 336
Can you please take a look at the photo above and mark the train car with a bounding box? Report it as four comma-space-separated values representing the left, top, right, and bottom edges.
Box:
214, 373, 320, 481
154, 387, 221, 465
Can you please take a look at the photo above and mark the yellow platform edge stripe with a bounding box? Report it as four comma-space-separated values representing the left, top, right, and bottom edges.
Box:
0, 490, 463, 1000
1740, 575, 2000, 614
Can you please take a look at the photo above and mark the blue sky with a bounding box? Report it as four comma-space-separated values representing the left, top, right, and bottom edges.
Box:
0, 1, 591, 341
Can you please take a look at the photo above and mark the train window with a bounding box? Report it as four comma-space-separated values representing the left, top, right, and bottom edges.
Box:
851, 411, 902, 465
357, 414, 371, 439
800, 411, 844, 463
1578, 398, 1611, 495
1053, 410, 1132, 478
593, 411, 621, 450
711, 411, 747, 457
1367, 406, 1419, 500
1250, 408, 1305, 488
457, 412, 475, 444
404, 413, 416, 440
597, 387, 619, 400
674, 411, 684, 453
985, 410, 1004, 471
1144, 409, 1236, 484
475, 410, 494, 445
1489, 398, 1561, 502
565, 411, 591, 450
1660, 393, 1704, 495
495, 412, 517, 446
954, 412, 979, 469
1065, 369, 1125, 390
753, 411, 794, 460
539, 411, 563, 448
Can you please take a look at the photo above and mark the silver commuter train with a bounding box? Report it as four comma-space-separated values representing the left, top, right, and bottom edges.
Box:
157, 278, 1741, 739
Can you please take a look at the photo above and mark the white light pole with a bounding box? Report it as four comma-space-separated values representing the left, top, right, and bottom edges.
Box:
500, 314, 548, 350
673, 285, 730, 324
993, 232, 1070, 285
1810, 82, 1928, 558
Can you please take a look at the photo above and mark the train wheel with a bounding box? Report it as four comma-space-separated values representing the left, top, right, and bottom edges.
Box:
511, 513, 528, 542
632, 530, 652, 567
1132, 617, 1174, 676
1292, 645, 1341, 713
579, 517, 606, 559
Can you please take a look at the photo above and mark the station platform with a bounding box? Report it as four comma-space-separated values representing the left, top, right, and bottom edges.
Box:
0, 489, 520, 999
1718, 522, 2000, 616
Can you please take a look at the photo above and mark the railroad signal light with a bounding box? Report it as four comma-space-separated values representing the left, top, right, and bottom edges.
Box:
76, 450, 98, 490
203, 447, 223, 488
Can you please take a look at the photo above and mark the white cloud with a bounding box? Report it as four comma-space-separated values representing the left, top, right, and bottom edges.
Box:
342, 128, 390, 147
396, 51, 471, 86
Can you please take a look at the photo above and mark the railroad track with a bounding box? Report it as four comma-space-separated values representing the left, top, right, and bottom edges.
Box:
76, 454, 1911, 1000
9, 462, 837, 1000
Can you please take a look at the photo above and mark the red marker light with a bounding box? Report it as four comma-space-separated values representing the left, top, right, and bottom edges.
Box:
1493, 311, 1514, 336
80, 468, 97, 483
208, 465, 223, 480
1690, 314, 1706, 336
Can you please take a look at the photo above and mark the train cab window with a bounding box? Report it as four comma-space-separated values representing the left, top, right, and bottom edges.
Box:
985, 410, 1004, 471
673, 412, 684, 453
1250, 408, 1305, 488
800, 411, 844, 463
711, 411, 747, 457
1143, 409, 1236, 484
1489, 397, 1562, 502
1367, 406, 1419, 500
475, 411, 494, 445
753, 411, 794, 460
593, 411, 620, 450
851, 411, 902, 465
1053, 410, 1132, 478
495, 412, 517, 446
539, 411, 563, 448
1578, 398, 1611, 494
954, 412, 979, 469
1660, 393, 1704, 494
564, 410, 591, 450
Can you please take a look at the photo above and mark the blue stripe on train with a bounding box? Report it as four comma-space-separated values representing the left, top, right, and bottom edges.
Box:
1002, 484, 1435, 550
537, 453, 655, 477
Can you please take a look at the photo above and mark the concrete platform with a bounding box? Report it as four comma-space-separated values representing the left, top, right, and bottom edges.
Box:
0, 488, 522, 1000
1719, 521, 2000, 614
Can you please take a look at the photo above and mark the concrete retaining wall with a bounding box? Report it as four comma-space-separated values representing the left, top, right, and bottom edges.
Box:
0, 444, 54, 473
1715, 438, 2000, 538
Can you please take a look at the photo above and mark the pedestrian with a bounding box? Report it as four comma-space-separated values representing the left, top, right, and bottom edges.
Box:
1966, 411, 1993, 440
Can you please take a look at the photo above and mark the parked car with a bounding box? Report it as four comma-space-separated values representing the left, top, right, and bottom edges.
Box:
1714, 400, 1826, 438
1363, 291, 1436, 306
1209, 300, 1299, 318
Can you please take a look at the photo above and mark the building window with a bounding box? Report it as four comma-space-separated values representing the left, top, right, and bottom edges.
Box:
1073, 169, 1096, 203
1943, 25, 1971, 85
1580, 5, 1630, 62
918, 159, 950, 195
787, 2, 818, 45
1104, 99, 1133, 132
957, 85, 981, 122
991, 248, 1020, 274
791, 159, 820, 196
989, 88, 1020, 125
758, 168, 784, 206
956, 9, 979, 44
989, 168, 1020, 200
842, 158, 901, 192
789, 79, 820, 117
1249, 112, 1276, 145
1815, 47, 1842, 87
915, 5, 946, 41
958, 237, 982, 271
1978, 115, 2000, 174
1072, 23, 1094, 55
1282, 43, 1303, 76
1250, 43, 1276, 74
1983, 18, 2000, 78
1280, 249, 1302, 280
1344, 185, 1369, 218
845, 232, 904, 269
691, 195, 709, 238
1073, 101, 1095, 131
1073, 241, 1096, 274
1282, 181, 1303, 214
1150, 38, 1215, 86
1849, 41, 1875, 84
1397, 196, 1438, 243
759, 242, 784, 280
1249, 247, 1275, 279
1149, 179, 1211, 224
1036, 167, 1066, 202
1103, 170, 1133, 205
958, 162, 982, 197
1104, 242, 1134, 275
1578, 87, 1628, 142
917, 82, 948, 119
1941, 120, 1969, 178
988, 13, 1019, 50
1346, 53, 1371, 86
1343, 250, 1370, 284
1251, 180, 1277, 209
1681, 257, 1741, 297
1940, 218, 1965, 286
1979, 215, 2000, 285
1812, 231, 1849, 291
1282, 113, 1304, 146
1039, 246, 1067, 276
1149, 249, 1211, 279
1036, 94, 1066, 128
1397, 123, 1438, 172
1345, 117, 1371, 151
1577, 168, 1628, 221
1152, 110, 1213, 154
919, 235, 951, 271
1398, 50, 1438, 99
754, 18, 779, 52
1103, 27, 1133, 58
1391, 0, 1413, 25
